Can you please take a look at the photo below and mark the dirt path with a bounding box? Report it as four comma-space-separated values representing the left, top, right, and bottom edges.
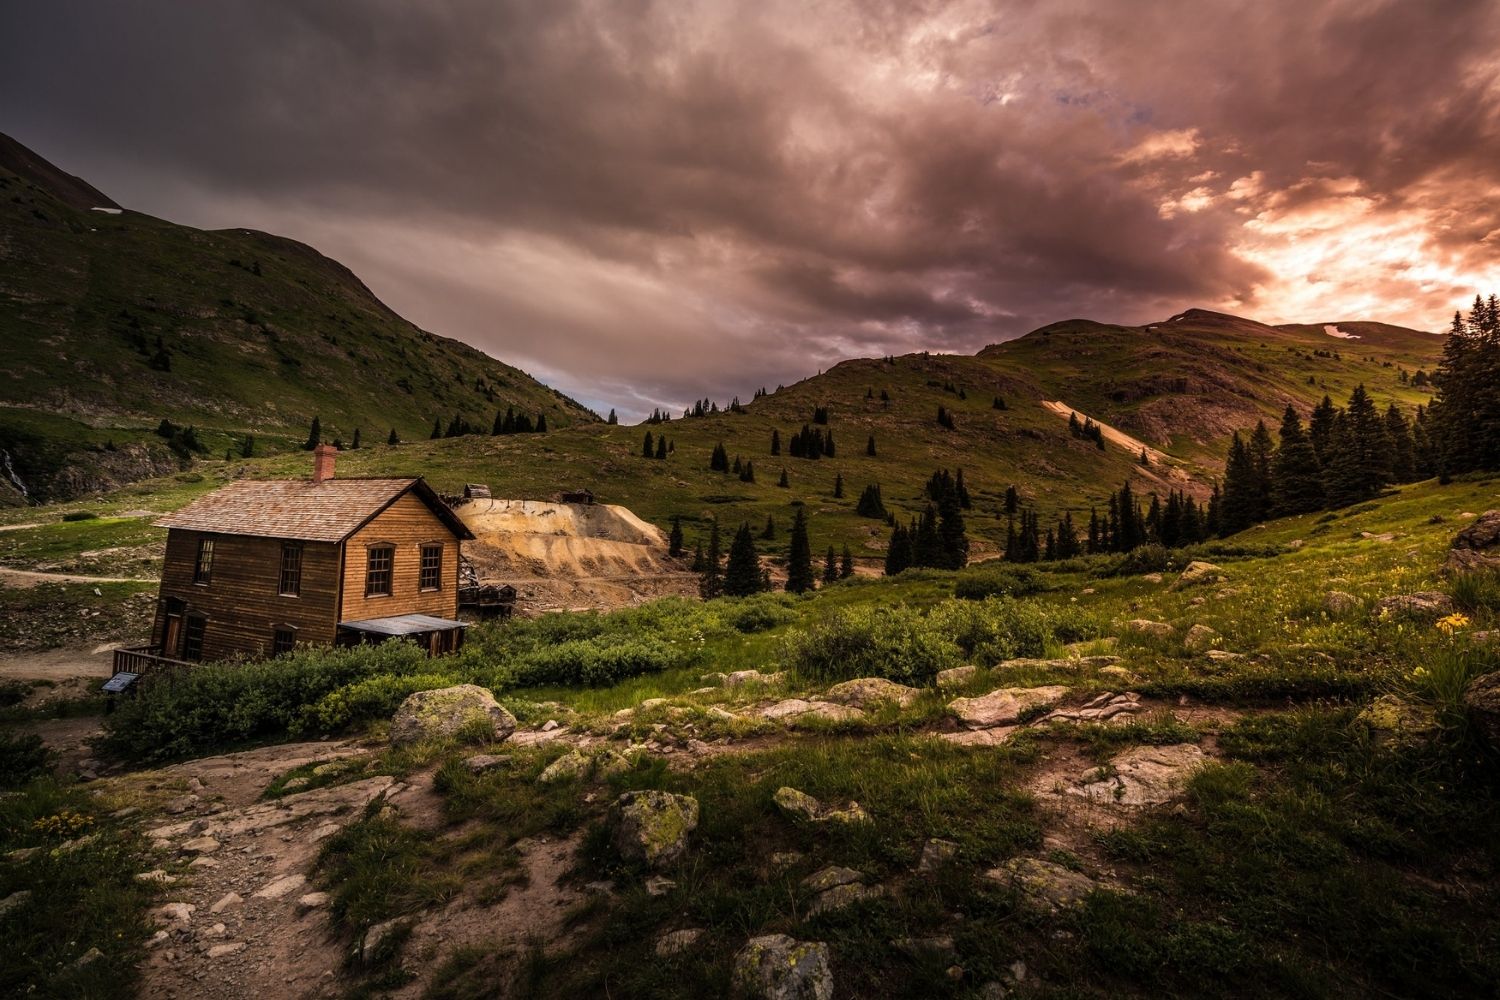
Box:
0, 566, 153, 587
0, 641, 120, 680
1040, 400, 1174, 466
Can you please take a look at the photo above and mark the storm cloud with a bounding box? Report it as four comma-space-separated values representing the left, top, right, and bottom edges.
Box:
4, 0, 1498, 416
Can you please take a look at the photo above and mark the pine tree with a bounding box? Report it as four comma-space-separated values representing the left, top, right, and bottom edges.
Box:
1247, 420, 1275, 523
785, 509, 814, 593
1308, 395, 1337, 465
387, 427, 400, 446
855, 484, 886, 518
839, 545, 854, 579
690, 542, 705, 572
698, 521, 723, 599
1004, 486, 1020, 517
761, 515, 776, 540
643, 431, 654, 458
607, 408, 618, 425
240, 434, 255, 458
739, 460, 755, 483
304, 416, 321, 450
710, 442, 729, 472
668, 516, 684, 557
1056, 511, 1080, 559
866, 434, 876, 457
1219, 432, 1256, 535
825, 431, 836, 457
535, 414, 548, 433
884, 524, 913, 575
771, 429, 781, 456
833, 473, 844, 499
823, 546, 839, 585
778, 468, 789, 488
1411, 405, 1436, 478
656, 436, 669, 460
493, 411, 505, 435
1323, 384, 1392, 507
430, 417, 442, 440
724, 523, 765, 597
1384, 403, 1415, 483
1270, 406, 1324, 516
350, 428, 361, 450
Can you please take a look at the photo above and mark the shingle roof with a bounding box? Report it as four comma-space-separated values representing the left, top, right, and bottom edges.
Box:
154, 477, 474, 543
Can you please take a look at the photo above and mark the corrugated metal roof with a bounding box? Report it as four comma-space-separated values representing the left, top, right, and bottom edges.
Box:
154, 477, 473, 543
338, 613, 469, 635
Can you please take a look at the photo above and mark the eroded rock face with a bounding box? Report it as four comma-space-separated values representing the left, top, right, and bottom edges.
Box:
1372, 592, 1455, 621
609, 790, 699, 869
824, 677, 920, 710
949, 686, 1069, 729
1445, 510, 1500, 576
1462, 672, 1500, 750
389, 685, 517, 747
732, 934, 834, 1000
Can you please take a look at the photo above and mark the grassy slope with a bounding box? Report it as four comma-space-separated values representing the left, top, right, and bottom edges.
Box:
0, 141, 596, 501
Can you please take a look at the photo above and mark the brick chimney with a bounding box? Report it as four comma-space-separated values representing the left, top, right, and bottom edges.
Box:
312, 443, 336, 484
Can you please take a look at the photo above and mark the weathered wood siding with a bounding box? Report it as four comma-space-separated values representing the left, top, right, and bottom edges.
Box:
339, 493, 461, 622
151, 529, 341, 661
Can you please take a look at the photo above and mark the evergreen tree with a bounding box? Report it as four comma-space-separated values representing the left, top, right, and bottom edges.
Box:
1384, 403, 1415, 483
493, 411, 505, 435
833, 473, 844, 499
866, 434, 876, 457
607, 408, 618, 425
761, 515, 776, 540
855, 484, 886, 518
351, 428, 361, 450
643, 431, 655, 458
771, 429, 781, 456
388, 428, 400, 446
304, 416, 322, 450
839, 545, 854, 579
430, 417, 442, 440
1270, 406, 1324, 516
698, 521, 723, 599
1323, 384, 1392, 507
1219, 432, 1256, 535
723, 523, 764, 597
785, 510, 814, 593
239, 434, 255, 458
823, 546, 839, 585
1308, 395, 1337, 465
778, 468, 790, 488
1411, 405, 1436, 478
825, 431, 835, 457
1004, 485, 1020, 517
993, 395, 1007, 410
1056, 511, 1080, 559
656, 436, 669, 460
912, 505, 943, 567
535, 414, 548, 433
710, 442, 730, 472
884, 524, 913, 575
669, 516, 684, 557
690, 542, 705, 572
739, 460, 756, 483
1247, 420, 1275, 523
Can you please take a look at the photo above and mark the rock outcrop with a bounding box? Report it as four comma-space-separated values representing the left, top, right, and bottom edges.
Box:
1172, 561, 1224, 589
1372, 592, 1455, 621
949, 685, 1068, 729
608, 790, 699, 869
732, 934, 834, 1000
389, 685, 516, 747
1445, 510, 1500, 575
824, 677, 920, 710
1462, 672, 1500, 750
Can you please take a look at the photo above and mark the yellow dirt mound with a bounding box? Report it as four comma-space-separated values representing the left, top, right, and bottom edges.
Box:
458, 499, 674, 580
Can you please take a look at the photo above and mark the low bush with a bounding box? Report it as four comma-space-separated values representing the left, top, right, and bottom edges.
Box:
509, 636, 688, 687
60, 511, 98, 522
1115, 543, 1170, 576
720, 593, 798, 633
0, 731, 51, 789
302, 672, 458, 733
783, 604, 961, 684
953, 565, 1050, 600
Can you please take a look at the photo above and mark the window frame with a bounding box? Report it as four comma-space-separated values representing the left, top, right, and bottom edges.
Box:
364, 543, 395, 598
278, 542, 303, 597
182, 614, 207, 661
193, 537, 214, 585
418, 542, 443, 592
271, 625, 297, 657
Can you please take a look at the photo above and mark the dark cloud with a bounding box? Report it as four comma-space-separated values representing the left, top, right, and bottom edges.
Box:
3, 0, 1497, 417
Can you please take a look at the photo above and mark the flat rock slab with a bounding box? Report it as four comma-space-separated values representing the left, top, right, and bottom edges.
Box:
937, 726, 1019, 747
985, 857, 1099, 911
1066, 743, 1207, 807
149, 776, 401, 842
760, 699, 865, 723
824, 678, 920, 710
949, 686, 1068, 729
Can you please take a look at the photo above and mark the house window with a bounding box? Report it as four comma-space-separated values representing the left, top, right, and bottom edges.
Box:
182, 615, 206, 661
272, 626, 297, 657
365, 545, 394, 597
419, 544, 443, 591
193, 538, 214, 584
279, 543, 303, 597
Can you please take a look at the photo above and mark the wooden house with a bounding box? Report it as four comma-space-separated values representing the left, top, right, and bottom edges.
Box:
122, 446, 474, 671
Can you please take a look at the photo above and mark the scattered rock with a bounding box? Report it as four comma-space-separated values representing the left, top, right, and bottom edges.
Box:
986, 857, 1098, 912
996, 656, 1121, 672
935, 665, 979, 689
609, 790, 700, 869
136, 869, 177, 884
253, 873, 307, 900
297, 891, 330, 911
541, 719, 560, 732
207, 941, 246, 959
1124, 619, 1174, 639
1204, 649, 1243, 664
538, 750, 589, 784
949, 685, 1069, 729
163, 794, 199, 815
824, 677, 920, 710
360, 918, 407, 963
1183, 624, 1220, 653
892, 935, 956, 960
1042, 691, 1141, 725
701, 671, 728, 686
462, 753, 509, 775
807, 881, 885, 915
732, 934, 834, 1000
656, 928, 705, 957
938, 726, 1018, 748
916, 838, 959, 872
74, 947, 104, 967
644, 875, 677, 897
773, 786, 870, 825
180, 836, 221, 854
1142, 572, 1164, 584
1172, 561, 1224, 589
388, 684, 517, 747
0, 890, 32, 918
707, 706, 740, 722
801, 866, 864, 893
770, 851, 805, 868
1445, 510, 1500, 575
209, 892, 242, 914
1373, 592, 1455, 621
282, 776, 310, 792
1065, 744, 1206, 807
725, 669, 776, 687
155, 902, 196, 926
1098, 665, 1141, 683
1463, 672, 1500, 750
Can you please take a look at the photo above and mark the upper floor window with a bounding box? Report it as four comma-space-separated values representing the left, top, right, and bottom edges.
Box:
419, 544, 443, 591
193, 538, 214, 584
365, 544, 394, 597
279, 543, 303, 597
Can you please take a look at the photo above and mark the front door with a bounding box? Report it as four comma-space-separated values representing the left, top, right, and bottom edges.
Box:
163, 614, 183, 657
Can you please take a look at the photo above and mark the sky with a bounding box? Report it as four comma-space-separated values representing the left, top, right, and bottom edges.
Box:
3, 0, 1499, 419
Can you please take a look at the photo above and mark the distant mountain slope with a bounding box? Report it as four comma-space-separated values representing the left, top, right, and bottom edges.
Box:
0, 132, 595, 502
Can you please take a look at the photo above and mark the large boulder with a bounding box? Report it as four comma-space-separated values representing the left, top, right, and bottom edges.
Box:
1358, 694, 1438, 746
985, 857, 1099, 912
732, 934, 834, 1000
389, 685, 516, 747
949, 685, 1068, 729
1445, 510, 1500, 575
1323, 591, 1360, 616
1124, 619, 1174, 640
1372, 592, 1455, 622
608, 790, 699, 869
1463, 672, 1500, 750
1183, 624, 1220, 653
1172, 561, 1224, 590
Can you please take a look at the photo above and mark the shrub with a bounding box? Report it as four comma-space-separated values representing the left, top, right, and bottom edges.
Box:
1115, 543, 1170, 576
510, 636, 686, 687
0, 731, 52, 789
953, 566, 1050, 600
782, 605, 961, 685
302, 672, 457, 733
60, 511, 98, 522
720, 594, 798, 633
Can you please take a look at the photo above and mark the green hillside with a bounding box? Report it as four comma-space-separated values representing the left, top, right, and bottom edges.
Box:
0, 133, 596, 502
